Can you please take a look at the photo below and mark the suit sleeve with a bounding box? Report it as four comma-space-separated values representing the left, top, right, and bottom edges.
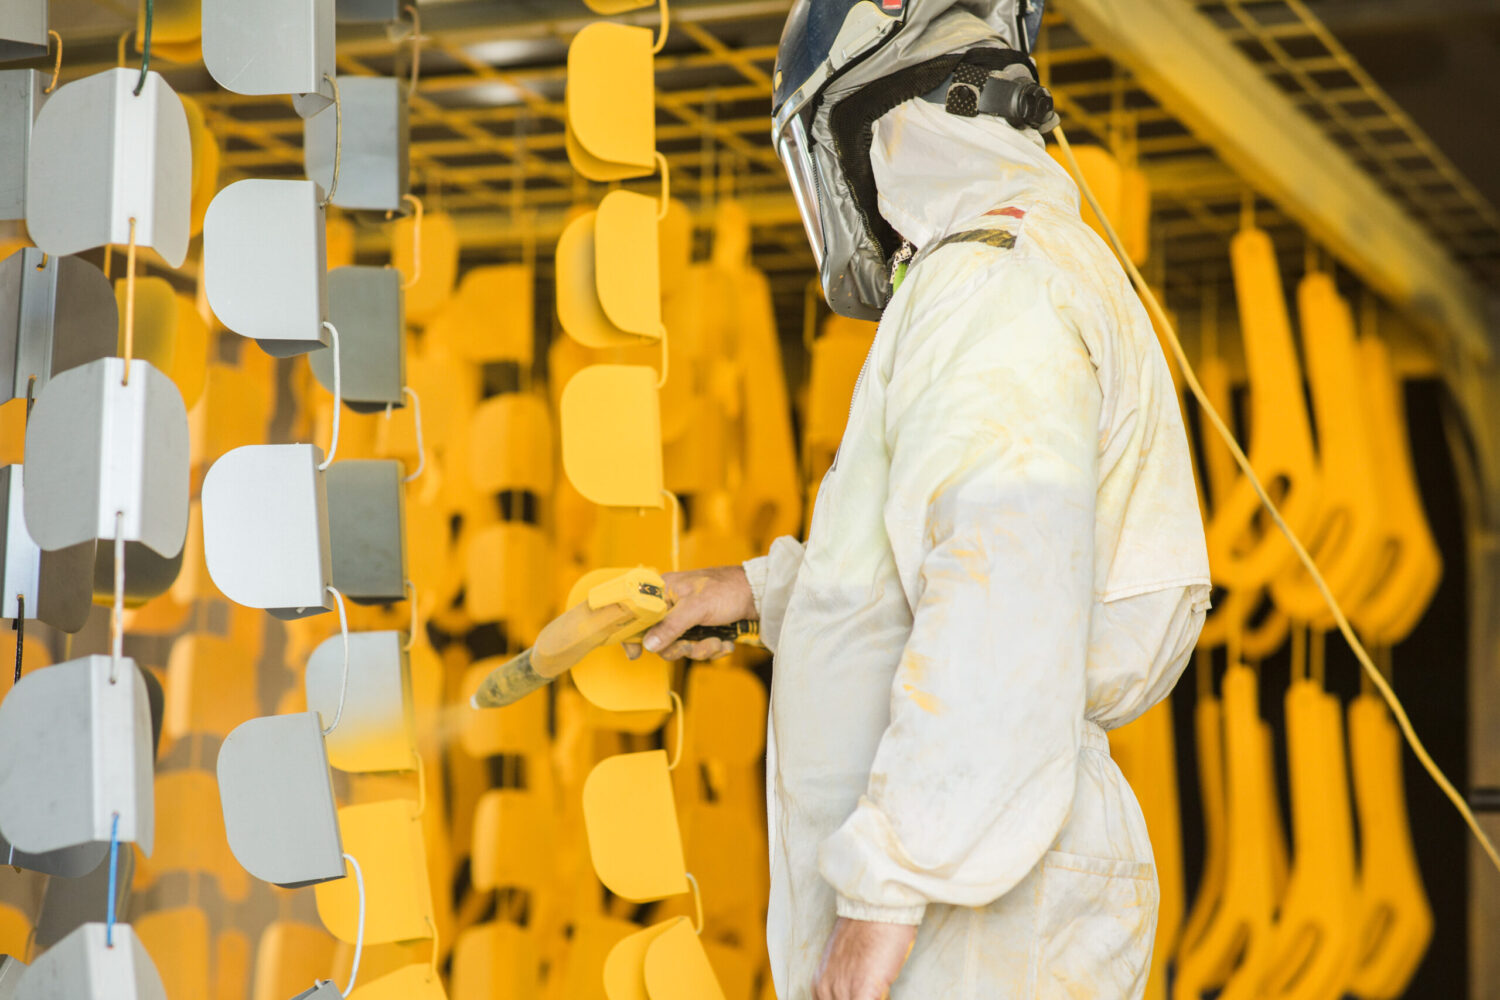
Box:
742, 535, 806, 654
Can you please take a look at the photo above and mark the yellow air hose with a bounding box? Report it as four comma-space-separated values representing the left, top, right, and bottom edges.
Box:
1051, 125, 1500, 874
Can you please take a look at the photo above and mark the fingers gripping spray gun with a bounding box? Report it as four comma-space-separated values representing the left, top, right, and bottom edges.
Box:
470, 567, 760, 709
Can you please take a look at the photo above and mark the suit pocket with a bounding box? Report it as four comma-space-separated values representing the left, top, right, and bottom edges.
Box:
1030, 850, 1157, 1000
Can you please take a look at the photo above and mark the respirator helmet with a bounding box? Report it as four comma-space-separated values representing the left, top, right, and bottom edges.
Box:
772, 0, 1057, 319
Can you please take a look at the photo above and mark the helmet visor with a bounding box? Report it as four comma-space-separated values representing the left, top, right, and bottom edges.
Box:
776, 113, 825, 266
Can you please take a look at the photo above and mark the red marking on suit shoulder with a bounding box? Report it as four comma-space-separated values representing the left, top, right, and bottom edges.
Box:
881, 0, 905, 11
986, 206, 1027, 219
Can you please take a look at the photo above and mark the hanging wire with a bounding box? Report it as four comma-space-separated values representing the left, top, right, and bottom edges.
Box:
403, 580, 419, 651
133, 0, 153, 96
320, 74, 343, 208
105, 812, 121, 946
684, 871, 704, 934
318, 322, 342, 470
652, 0, 671, 54
110, 512, 125, 684
403, 5, 422, 98
320, 587, 351, 736
390, 386, 424, 482
411, 750, 426, 819
424, 915, 439, 982
397, 194, 423, 289
43, 31, 62, 93
341, 852, 367, 996
1052, 123, 1500, 875
666, 690, 685, 771
660, 490, 681, 571
11, 595, 23, 685
653, 150, 671, 221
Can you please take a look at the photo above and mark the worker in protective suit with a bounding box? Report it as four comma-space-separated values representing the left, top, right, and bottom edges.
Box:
633, 2, 1212, 997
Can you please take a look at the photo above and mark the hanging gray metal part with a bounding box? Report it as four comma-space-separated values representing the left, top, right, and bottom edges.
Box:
0, 827, 107, 879
1, 249, 118, 403
325, 459, 407, 603
22, 357, 189, 603
203, 179, 330, 357
217, 712, 345, 887
0, 2, 46, 63
1, 467, 93, 633
305, 629, 415, 772
13, 923, 166, 1000
0, 655, 155, 856
25, 69, 191, 268
0, 955, 25, 1000
304, 76, 410, 212
311, 267, 405, 412
287, 981, 343, 1000
0, 71, 46, 221
202, 0, 335, 117
201, 444, 334, 619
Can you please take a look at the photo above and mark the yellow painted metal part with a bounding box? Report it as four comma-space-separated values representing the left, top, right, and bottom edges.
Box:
0, 903, 27, 962
326, 215, 356, 271
582, 0, 656, 13
557, 208, 663, 350
604, 918, 677, 1000
1349, 338, 1442, 645
596, 190, 664, 339
1109, 698, 1184, 1000
189, 364, 272, 474
116, 275, 179, 377
168, 294, 209, 409
315, 800, 436, 945
565, 918, 642, 1000
469, 393, 554, 496
179, 95, 219, 238
214, 930, 251, 1000
685, 664, 766, 767
251, 922, 338, 1000
471, 789, 555, 892
136, 906, 211, 1000
1260, 680, 1357, 1000
136, 770, 250, 902
565, 24, 658, 181
1047, 144, 1150, 265
463, 522, 552, 628
164, 635, 257, 740
1205, 225, 1323, 592
348, 962, 447, 1000
0, 397, 26, 467
460, 662, 551, 757
643, 917, 729, 1000
391, 211, 459, 326
452, 922, 540, 1000
658, 199, 693, 298
138, 0, 201, 61
574, 641, 672, 714
1346, 694, 1433, 998
431, 264, 536, 365
581, 750, 689, 902
560, 365, 664, 508
1269, 275, 1383, 626
1173, 665, 1277, 1000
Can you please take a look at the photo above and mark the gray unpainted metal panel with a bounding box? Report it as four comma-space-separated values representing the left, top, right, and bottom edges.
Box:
304, 76, 409, 212
14, 923, 166, 1000
305, 629, 415, 772
0, 249, 118, 404
203, 179, 329, 356
201, 444, 333, 618
288, 981, 343, 1000
0, 71, 45, 221
202, 0, 335, 117
217, 712, 344, 887
310, 267, 405, 411
0, 467, 93, 633
0, 955, 25, 999
0, 829, 107, 879
22, 357, 190, 561
25, 69, 190, 267
324, 459, 407, 603
0, 655, 155, 855
0, 2, 46, 63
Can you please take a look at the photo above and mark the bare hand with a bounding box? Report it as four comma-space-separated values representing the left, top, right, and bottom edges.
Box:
623, 566, 756, 662
813, 917, 918, 1000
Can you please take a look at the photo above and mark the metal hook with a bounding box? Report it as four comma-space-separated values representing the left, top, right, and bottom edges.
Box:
320, 73, 342, 208
43, 31, 62, 94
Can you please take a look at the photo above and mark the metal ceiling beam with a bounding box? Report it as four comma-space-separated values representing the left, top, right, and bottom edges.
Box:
1062, 0, 1492, 363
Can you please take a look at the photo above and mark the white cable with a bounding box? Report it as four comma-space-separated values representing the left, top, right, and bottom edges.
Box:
318, 321, 342, 471
401, 386, 423, 482
110, 511, 125, 684
341, 851, 366, 997
320, 586, 351, 736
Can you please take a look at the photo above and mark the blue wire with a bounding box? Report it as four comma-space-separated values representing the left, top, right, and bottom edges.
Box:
106, 812, 120, 947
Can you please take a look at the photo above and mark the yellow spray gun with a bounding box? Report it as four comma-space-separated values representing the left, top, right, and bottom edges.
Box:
470, 566, 760, 709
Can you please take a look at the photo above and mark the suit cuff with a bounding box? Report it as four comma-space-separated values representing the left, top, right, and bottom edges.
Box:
835, 895, 926, 926
741, 555, 770, 618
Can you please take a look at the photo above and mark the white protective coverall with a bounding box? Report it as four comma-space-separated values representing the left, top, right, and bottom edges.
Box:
742, 99, 1211, 999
